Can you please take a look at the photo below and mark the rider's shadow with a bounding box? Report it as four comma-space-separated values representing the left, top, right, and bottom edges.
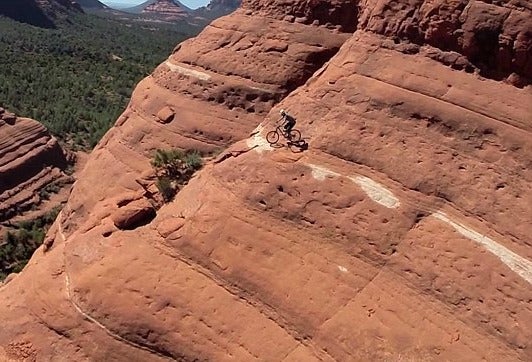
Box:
289, 139, 308, 152
269, 138, 309, 152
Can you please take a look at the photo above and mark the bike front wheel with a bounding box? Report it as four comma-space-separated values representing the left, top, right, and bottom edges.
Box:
266, 130, 280, 144
288, 129, 301, 142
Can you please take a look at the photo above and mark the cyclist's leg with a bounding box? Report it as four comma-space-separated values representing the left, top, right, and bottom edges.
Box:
286, 126, 294, 140
286, 122, 294, 134
282, 124, 289, 138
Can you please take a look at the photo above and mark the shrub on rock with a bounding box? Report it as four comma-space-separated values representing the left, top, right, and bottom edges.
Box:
151, 148, 203, 202
156, 176, 176, 202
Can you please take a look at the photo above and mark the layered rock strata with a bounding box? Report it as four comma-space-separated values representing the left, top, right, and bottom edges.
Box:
0, 109, 70, 222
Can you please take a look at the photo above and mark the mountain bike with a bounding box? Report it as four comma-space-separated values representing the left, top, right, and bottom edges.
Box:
266, 124, 302, 145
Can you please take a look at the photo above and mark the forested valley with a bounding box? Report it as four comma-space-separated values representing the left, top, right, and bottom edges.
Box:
0, 13, 198, 148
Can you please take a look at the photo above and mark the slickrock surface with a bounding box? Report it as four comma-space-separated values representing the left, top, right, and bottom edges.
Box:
0, 109, 70, 223
1, 0, 531, 361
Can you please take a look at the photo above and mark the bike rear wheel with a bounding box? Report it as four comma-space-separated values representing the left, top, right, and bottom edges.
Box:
288, 129, 301, 142
266, 130, 280, 144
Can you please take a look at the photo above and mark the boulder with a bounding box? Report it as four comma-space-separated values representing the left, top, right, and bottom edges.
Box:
155, 106, 175, 124
111, 198, 156, 230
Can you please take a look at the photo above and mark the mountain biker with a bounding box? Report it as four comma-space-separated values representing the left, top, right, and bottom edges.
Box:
279, 109, 296, 135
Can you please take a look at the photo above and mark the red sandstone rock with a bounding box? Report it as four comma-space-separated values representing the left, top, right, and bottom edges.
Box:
0, 0, 531, 360
111, 198, 156, 230
242, 0, 359, 31
358, 0, 532, 84
1, 112, 16, 124
0, 113, 71, 223
155, 106, 175, 124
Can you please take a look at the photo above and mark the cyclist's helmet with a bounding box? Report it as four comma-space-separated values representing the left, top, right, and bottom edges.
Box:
280, 109, 286, 116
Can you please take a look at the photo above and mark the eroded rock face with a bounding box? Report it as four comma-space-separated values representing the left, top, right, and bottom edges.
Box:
358, 0, 532, 85
0, 0, 531, 361
242, 0, 359, 31
0, 110, 69, 222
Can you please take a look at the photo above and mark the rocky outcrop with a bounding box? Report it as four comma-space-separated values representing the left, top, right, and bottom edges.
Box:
0, 0, 531, 361
242, 0, 359, 31
87, 0, 351, 170
357, 0, 532, 85
124, 0, 191, 19
141, 0, 188, 20
111, 198, 156, 230
0, 109, 70, 222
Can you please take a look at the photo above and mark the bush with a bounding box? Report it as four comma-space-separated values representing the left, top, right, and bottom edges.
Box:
0, 15, 198, 150
151, 149, 185, 178
156, 176, 176, 202
39, 181, 61, 200
0, 206, 61, 280
151, 148, 203, 203
184, 150, 203, 171
39, 189, 50, 200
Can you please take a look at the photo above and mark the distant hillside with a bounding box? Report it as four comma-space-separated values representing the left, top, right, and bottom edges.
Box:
194, 0, 240, 19
76, 0, 108, 9
120, 0, 239, 23
0, 0, 82, 28
205, 0, 240, 12
0, 13, 199, 148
